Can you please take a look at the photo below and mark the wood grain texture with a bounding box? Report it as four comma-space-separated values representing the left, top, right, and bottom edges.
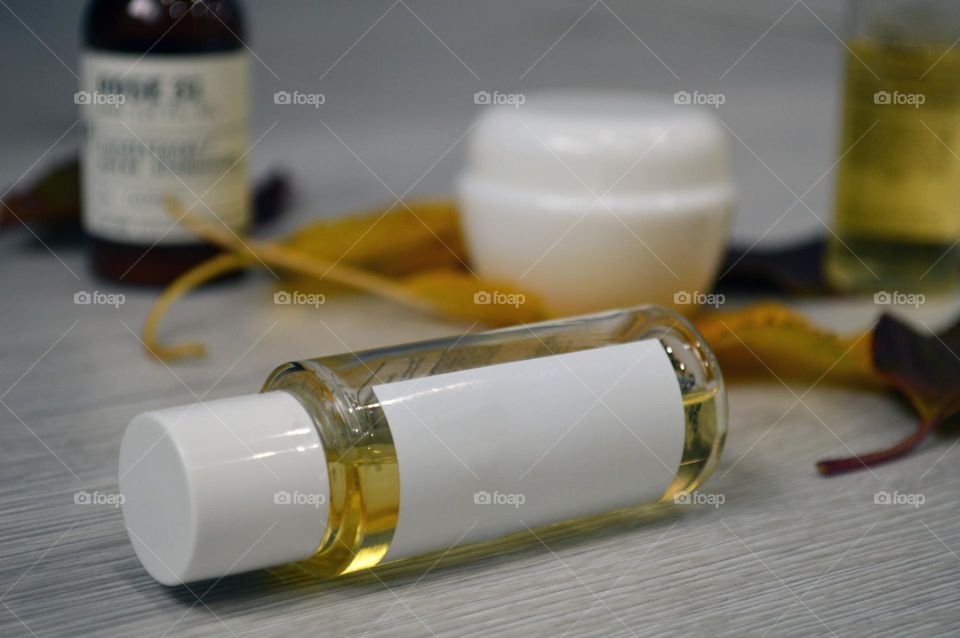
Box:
2, 252, 959, 637
1, 1, 959, 636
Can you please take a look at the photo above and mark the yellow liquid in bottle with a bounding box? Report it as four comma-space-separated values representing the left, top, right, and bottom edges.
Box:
276, 375, 722, 579
663, 386, 722, 501
264, 307, 725, 580
827, 38, 960, 292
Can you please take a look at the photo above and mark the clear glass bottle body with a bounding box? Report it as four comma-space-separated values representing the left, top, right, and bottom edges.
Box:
263, 305, 726, 578
827, 0, 960, 293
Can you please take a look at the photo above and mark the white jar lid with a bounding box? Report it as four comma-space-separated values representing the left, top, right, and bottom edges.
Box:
463, 89, 731, 199
457, 89, 735, 316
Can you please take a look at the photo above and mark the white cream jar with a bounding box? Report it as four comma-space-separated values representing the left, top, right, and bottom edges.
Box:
457, 90, 735, 316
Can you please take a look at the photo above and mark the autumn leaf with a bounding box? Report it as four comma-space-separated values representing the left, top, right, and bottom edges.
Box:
282, 199, 466, 276
718, 237, 833, 295
142, 199, 544, 360
817, 313, 960, 474
0, 158, 79, 233
691, 303, 879, 388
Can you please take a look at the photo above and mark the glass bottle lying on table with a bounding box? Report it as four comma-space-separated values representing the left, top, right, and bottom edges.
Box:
119, 305, 726, 585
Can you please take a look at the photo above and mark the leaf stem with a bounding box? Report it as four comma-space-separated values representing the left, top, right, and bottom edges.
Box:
816, 416, 941, 475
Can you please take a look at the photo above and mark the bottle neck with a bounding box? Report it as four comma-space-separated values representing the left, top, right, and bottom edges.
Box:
84, 0, 246, 53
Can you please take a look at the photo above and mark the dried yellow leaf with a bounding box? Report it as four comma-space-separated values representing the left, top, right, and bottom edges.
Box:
691, 303, 881, 388
142, 198, 544, 361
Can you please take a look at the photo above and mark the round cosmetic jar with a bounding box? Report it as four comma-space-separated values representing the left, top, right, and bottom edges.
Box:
457, 89, 735, 316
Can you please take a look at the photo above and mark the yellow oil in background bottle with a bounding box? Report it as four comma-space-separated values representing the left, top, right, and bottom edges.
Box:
827, 1, 960, 293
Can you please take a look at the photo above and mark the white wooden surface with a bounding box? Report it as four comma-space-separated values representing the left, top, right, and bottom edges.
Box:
2, 2, 959, 636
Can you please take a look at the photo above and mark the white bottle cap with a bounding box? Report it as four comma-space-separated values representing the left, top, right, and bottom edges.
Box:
118, 391, 330, 586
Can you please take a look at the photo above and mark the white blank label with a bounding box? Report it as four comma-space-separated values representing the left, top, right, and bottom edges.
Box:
373, 338, 684, 561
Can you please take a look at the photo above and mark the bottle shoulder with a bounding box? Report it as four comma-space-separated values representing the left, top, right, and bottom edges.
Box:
83, 0, 245, 53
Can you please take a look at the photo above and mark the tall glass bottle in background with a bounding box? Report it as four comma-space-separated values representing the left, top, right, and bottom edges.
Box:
80, 0, 250, 285
827, 0, 960, 293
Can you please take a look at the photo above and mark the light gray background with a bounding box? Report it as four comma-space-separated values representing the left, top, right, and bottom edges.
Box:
2, 1, 959, 636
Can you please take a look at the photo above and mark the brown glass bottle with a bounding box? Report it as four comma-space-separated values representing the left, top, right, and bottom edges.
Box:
81, 0, 249, 285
